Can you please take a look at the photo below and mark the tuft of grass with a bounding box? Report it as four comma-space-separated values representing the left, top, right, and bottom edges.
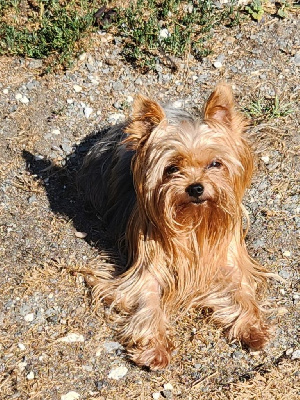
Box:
0, 0, 99, 71
244, 95, 293, 124
99, 0, 241, 71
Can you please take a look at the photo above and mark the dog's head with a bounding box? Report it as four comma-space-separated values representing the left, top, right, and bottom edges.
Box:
124, 84, 253, 236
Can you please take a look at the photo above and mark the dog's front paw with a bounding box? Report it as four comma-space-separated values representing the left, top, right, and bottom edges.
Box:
238, 323, 270, 350
130, 340, 173, 370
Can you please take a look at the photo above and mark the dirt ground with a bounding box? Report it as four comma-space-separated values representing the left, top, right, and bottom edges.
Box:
0, 9, 299, 400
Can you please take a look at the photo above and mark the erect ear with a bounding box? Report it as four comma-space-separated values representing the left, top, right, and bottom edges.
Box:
204, 83, 246, 132
124, 94, 165, 150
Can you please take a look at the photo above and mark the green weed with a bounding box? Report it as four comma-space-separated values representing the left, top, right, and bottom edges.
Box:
100, 0, 241, 71
0, 0, 98, 70
244, 95, 293, 124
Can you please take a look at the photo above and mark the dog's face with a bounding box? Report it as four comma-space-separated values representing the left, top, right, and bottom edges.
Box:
124, 85, 253, 234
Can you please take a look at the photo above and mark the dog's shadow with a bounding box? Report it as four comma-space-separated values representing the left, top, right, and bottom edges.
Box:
23, 126, 119, 257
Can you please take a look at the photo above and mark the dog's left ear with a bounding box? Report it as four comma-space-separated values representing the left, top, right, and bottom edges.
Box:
204, 83, 247, 133
124, 94, 165, 149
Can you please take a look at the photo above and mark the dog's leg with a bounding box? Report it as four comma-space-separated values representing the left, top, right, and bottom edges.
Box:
119, 271, 173, 369
205, 241, 269, 350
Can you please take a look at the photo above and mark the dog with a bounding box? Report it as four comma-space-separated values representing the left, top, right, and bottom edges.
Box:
78, 83, 270, 369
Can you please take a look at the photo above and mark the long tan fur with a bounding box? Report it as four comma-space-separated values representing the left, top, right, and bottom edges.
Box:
80, 84, 270, 370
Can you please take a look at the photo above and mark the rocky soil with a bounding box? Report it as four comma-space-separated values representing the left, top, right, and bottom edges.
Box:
0, 9, 299, 400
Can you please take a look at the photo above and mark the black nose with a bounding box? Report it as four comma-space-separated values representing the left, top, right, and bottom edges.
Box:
186, 183, 204, 198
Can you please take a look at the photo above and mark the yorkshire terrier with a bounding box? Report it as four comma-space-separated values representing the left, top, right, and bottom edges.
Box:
78, 83, 270, 370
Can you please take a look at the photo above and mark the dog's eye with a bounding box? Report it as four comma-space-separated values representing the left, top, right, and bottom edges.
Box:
165, 165, 179, 175
207, 160, 222, 169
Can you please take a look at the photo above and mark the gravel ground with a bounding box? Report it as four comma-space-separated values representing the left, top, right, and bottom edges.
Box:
0, 10, 299, 400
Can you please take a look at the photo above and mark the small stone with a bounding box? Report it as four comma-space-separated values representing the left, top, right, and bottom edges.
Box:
172, 100, 183, 109
52, 129, 61, 135
103, 341, 124, 354
67, 99, 74, 104
27, 371, 35, 380
73, 85, 82, 93
58, 333, 85, 343
282, 250, 291, 257
24, 313, 34, 322
163, 383, 173, 391
162, 389, 172, 399
126, 95, 134, 103
84, 106, 93, 119
135, 77, 143, 85
61, 143, 72, 154
286, 348, 294, 356
152, 393, 161, 400
18, 361, 27, 372
15, 93, 22, 100
292, 52, 300, 67
291, 350, 300, 360
20, 96, 29, 104
79, 53, 86, 61
28, 59, 43, 69
213, 61, 223, 69
3, 88, 8, 94
75, 231, 87, 239
112, 81, 124, 91
108, 366, 128, 380
18, 343, 26, 351
61, 392, 80, 400
107, 113, 125, 125
159, 28, 170, 39
261, 155, 270, 164
279, 269, 290, 279
28, 195, 37, 204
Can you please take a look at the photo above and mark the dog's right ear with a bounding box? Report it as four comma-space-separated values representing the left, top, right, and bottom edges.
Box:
124, 95, 165, 150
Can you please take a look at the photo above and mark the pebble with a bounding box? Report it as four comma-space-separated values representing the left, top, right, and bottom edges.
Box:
214, 61, 222, 68
24, 313, 34, 322
75, 231, 87, 239
3, 88, 8, 94
108, 366, 128, 380
159, 28, 170, 39
152, 393, 161, 400
27, 371, 35, 380
28, 59, 43, 69
28, 195, 37, 204
291, 350, 300, 360
286, 348, 294, 356
135, 77, 143, 85
84, 106, 93, 118
73, 85, 82, 93
172, 100, 184, 109
18, 343, 26, 351
112, 81, 124, 91
79, 53, 86, 61
127, 95, 134, 103
61, 392, 80, 400
58, 333, 85, 343
261, 155, 270, 164
52, 129, 61, 135
282, 250, 291, 257
15, 93, 23, 100
163, 383, 173, 391
20, 96, 29, 104
107, 113, 125, 125
103, 341, 123, 354
292, 52, 300, 67
162, 389, 172, 399
18, 361, 27, 372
